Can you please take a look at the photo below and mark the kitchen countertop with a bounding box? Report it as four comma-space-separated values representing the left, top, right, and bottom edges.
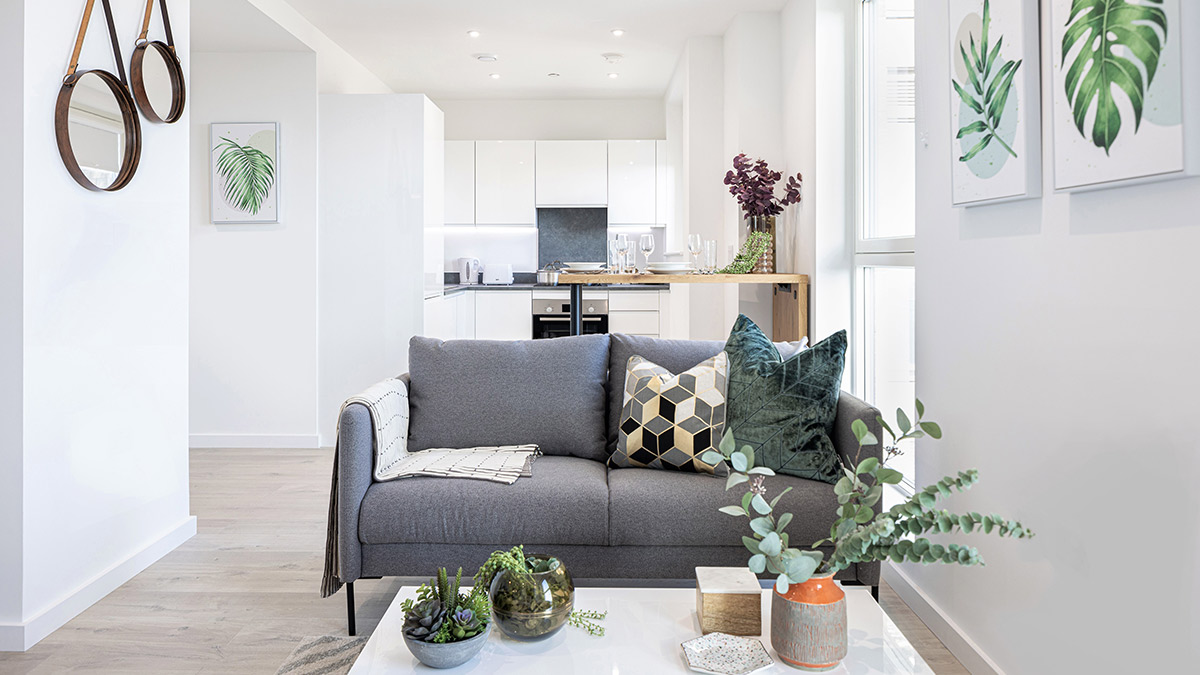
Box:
443, 283, 668, 293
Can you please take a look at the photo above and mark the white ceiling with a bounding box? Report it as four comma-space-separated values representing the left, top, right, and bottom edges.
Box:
192, 0, 310, 53
277, 0, 788, 99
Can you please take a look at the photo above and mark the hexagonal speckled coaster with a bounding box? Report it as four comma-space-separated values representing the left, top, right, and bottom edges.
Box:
681, 632, 774, 675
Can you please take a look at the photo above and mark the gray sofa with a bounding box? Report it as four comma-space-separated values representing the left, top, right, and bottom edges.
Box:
333, 333, 882, 633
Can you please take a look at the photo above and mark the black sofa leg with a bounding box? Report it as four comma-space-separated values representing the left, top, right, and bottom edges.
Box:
347, 582, 357, 636
872, 585, 880, 602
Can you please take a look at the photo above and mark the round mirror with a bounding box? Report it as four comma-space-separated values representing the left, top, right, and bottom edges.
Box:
55, 70, 142, 191
131, 41, 185, 124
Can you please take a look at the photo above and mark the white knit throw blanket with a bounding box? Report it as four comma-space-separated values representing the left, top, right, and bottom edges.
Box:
321, 378, 539, 597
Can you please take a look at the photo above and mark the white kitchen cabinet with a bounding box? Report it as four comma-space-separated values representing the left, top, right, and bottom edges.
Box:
475, 141, 536, 225
445, 141, 475, 225
655, 140, 671, 228
608, 140, 657, 224
536, 141, 608, 206
423, 294, 457, 340
455, 292, 476, 339
609, 311, 660, 336
474, 290, 532, 340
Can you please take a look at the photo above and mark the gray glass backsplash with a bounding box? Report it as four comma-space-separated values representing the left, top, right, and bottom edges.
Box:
537, 208, 607, 268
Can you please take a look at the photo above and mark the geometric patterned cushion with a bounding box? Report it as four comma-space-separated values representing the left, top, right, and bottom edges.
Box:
608, 353, 728, 475
724, 315, 846, 484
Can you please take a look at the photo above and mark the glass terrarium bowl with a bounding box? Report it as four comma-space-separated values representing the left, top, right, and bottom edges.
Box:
488, 553, 574, 640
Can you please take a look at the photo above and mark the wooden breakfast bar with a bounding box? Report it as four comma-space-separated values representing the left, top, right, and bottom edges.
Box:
558, 273, 810, 342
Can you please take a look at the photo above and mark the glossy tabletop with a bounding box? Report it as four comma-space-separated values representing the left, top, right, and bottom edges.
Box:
349, 585, 934, 674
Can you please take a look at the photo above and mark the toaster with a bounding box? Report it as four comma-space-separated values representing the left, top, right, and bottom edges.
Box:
482, 263, 514, 285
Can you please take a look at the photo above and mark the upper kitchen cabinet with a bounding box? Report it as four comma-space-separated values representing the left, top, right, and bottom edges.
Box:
607, 140, 657, 225
445, 141, 475, 225
655, 140, 671, 229
476, 141, 536, 225
536, 141, 608, 207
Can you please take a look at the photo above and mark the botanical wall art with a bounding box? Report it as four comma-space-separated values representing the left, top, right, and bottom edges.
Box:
210, 123, 279, 223
1051, 0, 1197, 191
948, 0, 1042, 206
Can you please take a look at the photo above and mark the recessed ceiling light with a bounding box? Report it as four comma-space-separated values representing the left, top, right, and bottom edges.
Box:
547, 72, 561, 78
602, 53, 624, 64
474, 53, 499, 62
467, 30, 481, 38
489, 73, 501, 79
607, 72, 619, 79
611, 28, 625, 37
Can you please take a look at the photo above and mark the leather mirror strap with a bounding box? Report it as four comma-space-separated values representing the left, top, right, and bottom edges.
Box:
138, 0, 177, 50
66, 0, 97, 78
65, 0, 127, 85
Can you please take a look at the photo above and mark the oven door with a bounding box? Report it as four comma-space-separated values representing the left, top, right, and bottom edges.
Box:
532, 315, 609, 340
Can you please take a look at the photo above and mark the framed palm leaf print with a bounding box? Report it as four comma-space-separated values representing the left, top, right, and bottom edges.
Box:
948, 0, 1042, 206
1051, 0, 1200, 191
210, 123, 279, 223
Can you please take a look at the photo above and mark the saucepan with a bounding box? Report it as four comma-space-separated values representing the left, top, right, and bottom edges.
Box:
537, 261, 563, 286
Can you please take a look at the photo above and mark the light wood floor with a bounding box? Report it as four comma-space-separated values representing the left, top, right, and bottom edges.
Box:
0, 448, 967, 674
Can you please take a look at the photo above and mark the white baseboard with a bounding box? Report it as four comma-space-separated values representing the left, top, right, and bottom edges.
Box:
0, 516, 196, 652
883, 563, 1005, 675
189, 433, 320, 449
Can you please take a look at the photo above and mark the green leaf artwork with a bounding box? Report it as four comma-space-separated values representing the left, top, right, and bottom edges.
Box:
1061, 0, 1168, 154
951, 0, 1022, 162
214, 136, 276, 215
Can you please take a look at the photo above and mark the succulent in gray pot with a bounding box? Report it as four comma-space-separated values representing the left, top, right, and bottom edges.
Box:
401, 567, 491, 669
475, 546, 574, 640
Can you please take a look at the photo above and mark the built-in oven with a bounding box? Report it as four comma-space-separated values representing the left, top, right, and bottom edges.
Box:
532, 298, 609, 339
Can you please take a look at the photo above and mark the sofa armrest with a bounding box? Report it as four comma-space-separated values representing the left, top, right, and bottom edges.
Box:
336, 373, 409, 583
832, 391, 883, 471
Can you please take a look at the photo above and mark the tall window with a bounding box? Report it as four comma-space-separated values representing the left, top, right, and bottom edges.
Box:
857, 0, 916, 492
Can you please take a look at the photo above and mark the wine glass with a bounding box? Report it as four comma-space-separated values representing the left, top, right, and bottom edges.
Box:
687, 234, 703, 273
703, 240, 718, 274
614, 234, 630, 274
607, 238, 621, 272
639, 234, 656, 274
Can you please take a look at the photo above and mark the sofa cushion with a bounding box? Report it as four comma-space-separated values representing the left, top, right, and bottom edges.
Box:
606, 333, 808, 455
610, 353, 729, 475
607, 466, 836, 549
359, 456, 609, 546
408, 334, 611, 461
724, 317, 846, 484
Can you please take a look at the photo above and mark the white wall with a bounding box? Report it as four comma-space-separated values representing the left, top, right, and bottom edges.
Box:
668, 38, 737, 342
1, 0, 194, 651
246, 0, 391, 94
438, 99, 666, 141
899, 1, 1200, 672
725, 13, 783, 335
780, 0, 855, 344
0, 0, 24, 639
189, 52, 320, 449
319, 95, 442, 446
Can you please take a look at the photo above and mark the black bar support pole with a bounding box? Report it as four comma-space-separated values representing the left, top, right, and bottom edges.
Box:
569, 283, 583, 336
346, 582, 357, 636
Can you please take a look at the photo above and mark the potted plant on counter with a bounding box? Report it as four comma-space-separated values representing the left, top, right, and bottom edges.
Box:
704, 401, 1034, 671
401, 567, 491, 669
723, 154, 803, 274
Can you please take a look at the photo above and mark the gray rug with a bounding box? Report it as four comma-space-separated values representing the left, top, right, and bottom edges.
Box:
276, 635, 368, 675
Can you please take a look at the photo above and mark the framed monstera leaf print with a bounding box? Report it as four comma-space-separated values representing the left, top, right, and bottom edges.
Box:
1051, 0, 1200, 191
948, 0, 1042, 206
210, 123, 280, 223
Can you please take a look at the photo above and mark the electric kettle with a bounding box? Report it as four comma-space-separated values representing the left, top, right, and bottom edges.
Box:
457, 257, 481, 285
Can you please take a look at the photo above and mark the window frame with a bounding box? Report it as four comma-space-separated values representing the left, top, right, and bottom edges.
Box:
854, 0, 917, 496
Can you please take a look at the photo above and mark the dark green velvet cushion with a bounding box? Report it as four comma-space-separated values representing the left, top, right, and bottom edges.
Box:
724, 315, 846, 484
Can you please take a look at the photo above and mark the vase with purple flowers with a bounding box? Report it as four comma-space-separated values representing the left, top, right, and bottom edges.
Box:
723, 154, 804, 273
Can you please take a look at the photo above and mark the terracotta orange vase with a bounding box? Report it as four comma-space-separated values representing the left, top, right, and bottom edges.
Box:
770, 572, 848, 671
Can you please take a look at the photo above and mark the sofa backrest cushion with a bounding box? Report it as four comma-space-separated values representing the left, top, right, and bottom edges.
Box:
606, 333, 808, 455
408, 334, 612, 461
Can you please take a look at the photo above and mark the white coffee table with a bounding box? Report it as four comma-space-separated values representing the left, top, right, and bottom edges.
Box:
349, 585, 934, 674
